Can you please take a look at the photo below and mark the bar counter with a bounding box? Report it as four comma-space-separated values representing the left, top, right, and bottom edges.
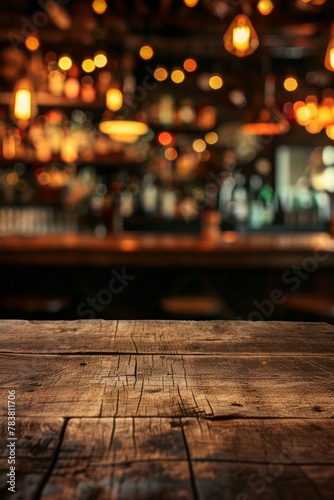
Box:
0, 320, 333, 499
1, 232, 334, 268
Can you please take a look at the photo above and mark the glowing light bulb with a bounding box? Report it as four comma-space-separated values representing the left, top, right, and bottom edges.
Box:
14, 90, 31, 121
257, 0, 274, 16
233, 25, 250, 52
224, 14, 259, 57
106, 88, 123, 111
325, 34, 334, 72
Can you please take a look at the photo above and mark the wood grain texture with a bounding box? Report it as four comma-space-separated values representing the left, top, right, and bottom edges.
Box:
0, 418, 64, 500
1, 320, 334, 355
41, 418, 192, 500
193, 462, 334, 500
1, 320, 334, 499
18, 418, 333, 500
1, 353, 334, 418
183, 419, 334, 464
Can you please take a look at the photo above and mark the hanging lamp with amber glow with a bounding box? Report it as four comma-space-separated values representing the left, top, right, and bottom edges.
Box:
99, 102, 150, 144
224, 14, 259, 57
325, 24, 334, 71
10, 78, 38, 128
106, 87, 123, 112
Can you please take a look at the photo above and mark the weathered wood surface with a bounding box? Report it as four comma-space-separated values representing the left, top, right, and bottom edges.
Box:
0, 418, 64, 500
1, 320, 334, 355
0, 320, 333, 499
1, 417, 333, 499
1, 353, 334, 418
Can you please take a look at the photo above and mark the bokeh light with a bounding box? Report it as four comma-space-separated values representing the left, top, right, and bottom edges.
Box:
158, 132, 173, 146
154, 67, 168, 81
284, 77, 298, 91
171, 69, 185, 84
183, 58, 197, 72
94, 52, 108, 68
193, 139, 207, 153
58, 55, 72, 71
25, 36, 39, 52
205, 131, 218, 145
139, 45, 154, 60
82, 58, 96, 73
92, 0, 107, 14
209, 75, 223, 90
165, 147, 178, 160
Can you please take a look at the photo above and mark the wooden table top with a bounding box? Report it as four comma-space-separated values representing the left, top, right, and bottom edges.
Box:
1, 232, 334, 267
0, 320, 334, 499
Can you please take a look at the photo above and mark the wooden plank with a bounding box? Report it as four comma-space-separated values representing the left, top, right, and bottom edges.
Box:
183, 419, 334, 464
0, 418, 64, 500
1, 353, 334, 418
1, 320, 334, 355
40, 417, 193, 500
193, 462, 334, 500
14, 418, 333, 499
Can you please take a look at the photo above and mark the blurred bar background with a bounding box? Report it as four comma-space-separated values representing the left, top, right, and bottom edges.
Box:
1, 0, 334, 322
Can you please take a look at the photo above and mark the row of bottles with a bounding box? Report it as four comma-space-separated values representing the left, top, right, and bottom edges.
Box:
0, 162, 331, 236
219, 173, 331, 230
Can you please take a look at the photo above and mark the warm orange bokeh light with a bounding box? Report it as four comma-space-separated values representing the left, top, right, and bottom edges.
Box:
165, 148, 178, 160
92, 0, 107, 15
257, 0, 274, 16
25, 36, 39, 51
183, 58, 197, 72
284, 77, 298, 91
154, 67, 168, 81
183, 0, 199, 7
158, 132, 173, 146
139, 45, 154, 60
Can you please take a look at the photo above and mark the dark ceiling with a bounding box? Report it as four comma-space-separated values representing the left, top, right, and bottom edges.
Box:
1, 0, 334, 121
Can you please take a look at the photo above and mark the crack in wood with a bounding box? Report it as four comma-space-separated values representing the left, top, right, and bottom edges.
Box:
34, 418, 69, 500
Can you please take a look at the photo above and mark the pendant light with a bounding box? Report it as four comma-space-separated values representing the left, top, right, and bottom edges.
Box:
325, 24, 334, 72
224, 14, 259, 57
10, 78, 38, 128
99, 119, 149, 143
